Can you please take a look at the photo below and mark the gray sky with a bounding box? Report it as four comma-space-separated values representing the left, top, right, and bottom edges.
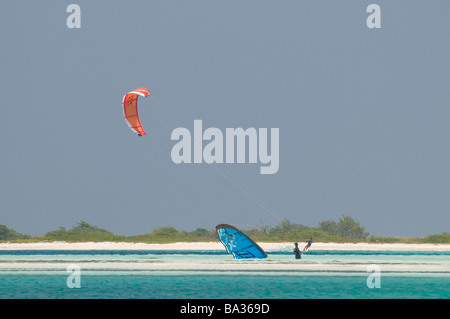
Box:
1, 1, 449, 237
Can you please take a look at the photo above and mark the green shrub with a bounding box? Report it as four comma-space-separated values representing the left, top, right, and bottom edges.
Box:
0, 224, 29, 241
44, 221, 116, 242
422, 232, 450, 244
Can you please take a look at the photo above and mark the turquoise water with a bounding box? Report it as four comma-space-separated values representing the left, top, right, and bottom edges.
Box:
1, 274, 449, 299
0, 250, 449, 299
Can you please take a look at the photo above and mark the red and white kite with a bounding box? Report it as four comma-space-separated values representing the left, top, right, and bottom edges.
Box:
122, 88, 151, 136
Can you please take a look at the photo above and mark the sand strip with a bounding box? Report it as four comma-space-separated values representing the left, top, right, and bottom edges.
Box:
1, 241, 449, 251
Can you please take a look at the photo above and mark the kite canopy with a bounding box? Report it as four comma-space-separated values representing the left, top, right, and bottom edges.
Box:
216, 224, 267, 259
122, 88, 151, 136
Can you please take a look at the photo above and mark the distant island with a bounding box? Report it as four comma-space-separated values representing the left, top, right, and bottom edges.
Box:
1, 216, 449, 244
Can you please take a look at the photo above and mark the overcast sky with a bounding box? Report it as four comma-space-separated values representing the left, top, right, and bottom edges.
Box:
1, 1, 449, 237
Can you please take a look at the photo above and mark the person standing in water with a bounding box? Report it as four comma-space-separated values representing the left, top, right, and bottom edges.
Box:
294, 242, 301, 259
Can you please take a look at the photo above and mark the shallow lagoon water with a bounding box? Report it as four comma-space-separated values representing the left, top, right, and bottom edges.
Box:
0, 250, 449, 298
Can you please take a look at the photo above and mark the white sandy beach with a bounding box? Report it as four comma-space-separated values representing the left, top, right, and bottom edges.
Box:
1, 241, 450, 251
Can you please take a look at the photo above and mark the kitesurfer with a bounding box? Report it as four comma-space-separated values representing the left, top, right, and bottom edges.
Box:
303, 238, 313, 252
294, 242, 301, 259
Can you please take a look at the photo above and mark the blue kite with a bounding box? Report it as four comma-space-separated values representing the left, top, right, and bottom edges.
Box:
216, 224, 267, 259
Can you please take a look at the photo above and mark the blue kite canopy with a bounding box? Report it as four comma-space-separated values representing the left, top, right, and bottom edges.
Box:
216, 224, 267, 259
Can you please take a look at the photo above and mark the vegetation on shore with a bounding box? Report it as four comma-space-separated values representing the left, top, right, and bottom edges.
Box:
1, 216, 449, 244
